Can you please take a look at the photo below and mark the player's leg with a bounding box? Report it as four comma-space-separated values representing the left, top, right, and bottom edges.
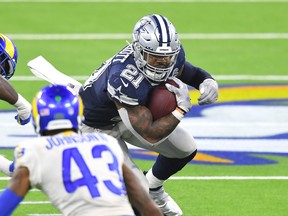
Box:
123, 126, 196, 215
148, 127, 197, 216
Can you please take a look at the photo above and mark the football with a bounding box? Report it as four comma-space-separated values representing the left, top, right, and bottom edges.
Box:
147, 79, 178, 120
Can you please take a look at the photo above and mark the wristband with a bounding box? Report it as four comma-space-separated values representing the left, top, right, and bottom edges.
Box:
13, 93, 32, 119
0, 188, 24, 215
176, 107, 186, 115
172, 107, 185, 121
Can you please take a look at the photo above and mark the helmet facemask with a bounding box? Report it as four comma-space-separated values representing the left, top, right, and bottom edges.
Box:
132, 14, 180, 83
0, 34, 18, 80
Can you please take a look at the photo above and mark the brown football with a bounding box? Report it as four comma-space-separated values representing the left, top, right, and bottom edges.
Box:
147, 79, 177, 120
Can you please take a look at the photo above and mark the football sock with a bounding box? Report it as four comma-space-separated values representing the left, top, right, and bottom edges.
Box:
145, 169, 165, 189
151, 150, 197, 181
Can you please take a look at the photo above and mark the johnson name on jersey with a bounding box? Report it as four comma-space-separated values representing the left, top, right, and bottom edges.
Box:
14, 131, 135, 216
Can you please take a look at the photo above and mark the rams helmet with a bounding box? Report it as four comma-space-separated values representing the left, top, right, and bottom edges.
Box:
0, 34, 18, 80
132, 14, 180, 83
32, 85, 83, 135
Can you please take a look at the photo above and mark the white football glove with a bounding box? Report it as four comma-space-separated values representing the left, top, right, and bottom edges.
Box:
198, 79, 219, 105
165, 77, 192, 113
14, 94, 32, 125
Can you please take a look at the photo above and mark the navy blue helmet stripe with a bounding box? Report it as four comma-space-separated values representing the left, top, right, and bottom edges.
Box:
160, 15, 171, 46
152, 15, 163, 46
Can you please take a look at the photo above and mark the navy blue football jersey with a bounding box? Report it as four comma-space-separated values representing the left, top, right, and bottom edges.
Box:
79, 44, 186, 128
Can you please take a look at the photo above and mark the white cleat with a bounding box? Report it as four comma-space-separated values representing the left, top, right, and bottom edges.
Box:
149, 186, 183, 216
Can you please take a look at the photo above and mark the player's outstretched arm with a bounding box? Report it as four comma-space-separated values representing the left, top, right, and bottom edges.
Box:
0, 76, 32, 125
0, 166, 30, 215
122, 163, 163, 216
0, 75, 18, 104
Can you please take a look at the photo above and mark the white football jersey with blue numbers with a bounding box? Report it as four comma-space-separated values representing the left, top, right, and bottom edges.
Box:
14, 131, 135, 216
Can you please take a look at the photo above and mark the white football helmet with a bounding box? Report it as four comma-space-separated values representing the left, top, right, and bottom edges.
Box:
132, 14, 180, 83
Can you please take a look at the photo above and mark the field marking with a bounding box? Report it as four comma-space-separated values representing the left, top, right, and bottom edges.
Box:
10, 75, 288, 82
171, 176, 288, 180
1, 0, 288, 3
0, 188, 40, 192
28, 215, 62, 216
1, 176, 288, 181
22, 201, 51, 204
1, 120, 287, 127
0, 0, 288, 3
214, 75, 288, 81
6, 33, 288, 40
0, 176, 286, 207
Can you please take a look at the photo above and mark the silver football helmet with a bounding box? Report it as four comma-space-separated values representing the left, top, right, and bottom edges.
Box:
132, 14, 180, 83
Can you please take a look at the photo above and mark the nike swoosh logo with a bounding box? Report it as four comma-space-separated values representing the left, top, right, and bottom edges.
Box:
120, 78, 129, 87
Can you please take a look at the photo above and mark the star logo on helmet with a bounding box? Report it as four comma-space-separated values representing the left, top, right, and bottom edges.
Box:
136, 21, 151, 35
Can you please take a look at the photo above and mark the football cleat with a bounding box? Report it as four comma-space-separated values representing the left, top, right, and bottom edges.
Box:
149, 186, 183, 216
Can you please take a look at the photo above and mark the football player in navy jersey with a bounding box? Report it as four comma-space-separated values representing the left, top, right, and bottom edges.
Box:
79, 14, 218, 216
0, 33, 32, 176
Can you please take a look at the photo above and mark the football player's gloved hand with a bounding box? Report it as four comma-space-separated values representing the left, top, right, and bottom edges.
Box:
198, 78, 219, 105
165, 77, 192, 113
14, 114, 31, 125
13, 94, 32, 125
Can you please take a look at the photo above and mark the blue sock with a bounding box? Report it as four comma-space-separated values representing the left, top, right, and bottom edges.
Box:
152, 150, 197, 180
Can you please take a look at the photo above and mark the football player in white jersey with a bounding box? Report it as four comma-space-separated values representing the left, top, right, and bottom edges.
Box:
79, 14, 219, 215
0, 33, 32, 176
0, 85, 163, 216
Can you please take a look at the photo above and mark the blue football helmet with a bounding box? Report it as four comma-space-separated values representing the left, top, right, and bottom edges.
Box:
32, 85, 83, 135
132, 14, 180, 83
0, 34, 18, 80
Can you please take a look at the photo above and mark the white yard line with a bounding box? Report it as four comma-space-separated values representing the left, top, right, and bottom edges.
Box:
1, 176, 288, 181
214, 75, 288, 80
22, 201, 51, 204
171, 176, 288, 180
1, 0, 288, 3
10, 75, 288, 81
6, 33, 288, 40
28, 215, 62, 216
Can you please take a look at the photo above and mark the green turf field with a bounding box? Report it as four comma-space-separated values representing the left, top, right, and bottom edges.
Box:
1, 0, 288, 215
